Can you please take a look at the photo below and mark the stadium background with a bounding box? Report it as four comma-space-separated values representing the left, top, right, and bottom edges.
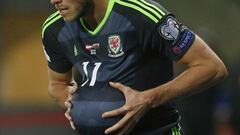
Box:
0, 0, 239, 135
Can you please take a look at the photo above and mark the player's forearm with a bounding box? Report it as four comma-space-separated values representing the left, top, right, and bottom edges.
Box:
48, 82, 71, 108
47, 68, 75, 108
147, 60, 228, 108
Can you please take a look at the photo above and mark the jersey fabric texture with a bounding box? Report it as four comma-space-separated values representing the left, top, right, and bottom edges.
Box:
130, 124, 183, 135
42, 0, 195, 134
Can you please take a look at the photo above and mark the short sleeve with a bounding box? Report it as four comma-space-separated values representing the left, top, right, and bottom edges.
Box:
42, 28, 73, 73
151, 14, 195, 60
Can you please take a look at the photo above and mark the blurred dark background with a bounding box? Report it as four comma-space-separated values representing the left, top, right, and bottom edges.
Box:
0, 0, 239, 135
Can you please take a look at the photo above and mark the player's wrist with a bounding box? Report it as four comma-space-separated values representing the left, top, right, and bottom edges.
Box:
142, 89, 158, 109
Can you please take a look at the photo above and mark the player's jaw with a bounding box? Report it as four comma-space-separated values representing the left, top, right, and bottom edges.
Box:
51, 0, 90, 21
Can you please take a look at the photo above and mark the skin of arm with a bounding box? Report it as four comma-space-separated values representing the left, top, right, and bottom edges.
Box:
48, 68, 77, 129
47, 68, 76, 108
148, 35, 228, 107
101, 35, 228, 134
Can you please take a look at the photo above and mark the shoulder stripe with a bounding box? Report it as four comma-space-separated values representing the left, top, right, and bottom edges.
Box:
42, 11, 59, 29
127, 0, 163, 19
139, 0, 166, 16
41, 15, 62, 38
115, 0, 159, 23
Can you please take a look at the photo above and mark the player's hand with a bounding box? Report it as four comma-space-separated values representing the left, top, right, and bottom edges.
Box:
65, 84, 78, 130
102, 82, 153, 135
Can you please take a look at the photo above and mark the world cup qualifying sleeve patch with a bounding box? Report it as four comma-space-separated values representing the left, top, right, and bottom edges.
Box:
159, 16, 195, 60
159, 16, 180, 41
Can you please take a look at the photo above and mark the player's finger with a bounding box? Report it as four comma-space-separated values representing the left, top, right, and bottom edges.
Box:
105, 113, 132, 134
102, 106, 127, 118
70, 81, 77, 87
117, 118, 139, 135
68, 86, 77, 94
64, 101, 69, 108
67, 94, 73, 101
109, 82, 128, 94
65, 110, 72, 120
64, 101, 72, 108
70, 121, 76, 130
72, 85, 78, 93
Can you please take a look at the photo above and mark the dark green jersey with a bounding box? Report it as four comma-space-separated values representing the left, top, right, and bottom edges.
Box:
42, 0, 195, 134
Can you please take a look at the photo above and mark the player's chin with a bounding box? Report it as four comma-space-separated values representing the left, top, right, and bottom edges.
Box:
63, 13, 82, 22
62, 16, 75, 22
60, 12, 76, 21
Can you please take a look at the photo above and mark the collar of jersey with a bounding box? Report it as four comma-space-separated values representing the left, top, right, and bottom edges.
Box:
79, 0, 115, 35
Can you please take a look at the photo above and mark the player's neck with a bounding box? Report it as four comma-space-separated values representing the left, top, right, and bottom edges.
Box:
83, 0, 109, 31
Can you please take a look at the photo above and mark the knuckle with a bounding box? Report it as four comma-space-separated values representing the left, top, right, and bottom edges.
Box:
66, 115, 72, 120
65, 104, 70, 109
69, 87, 77, 94
65, 113, 70, 119
68, 102, 72, 108
64, 101, 68, 107
124, 105, 132, 111
65, 110, 70, 115
68, 94, 73, 99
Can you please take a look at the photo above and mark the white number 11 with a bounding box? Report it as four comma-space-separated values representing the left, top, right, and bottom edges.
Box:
81, 62, 102, 87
